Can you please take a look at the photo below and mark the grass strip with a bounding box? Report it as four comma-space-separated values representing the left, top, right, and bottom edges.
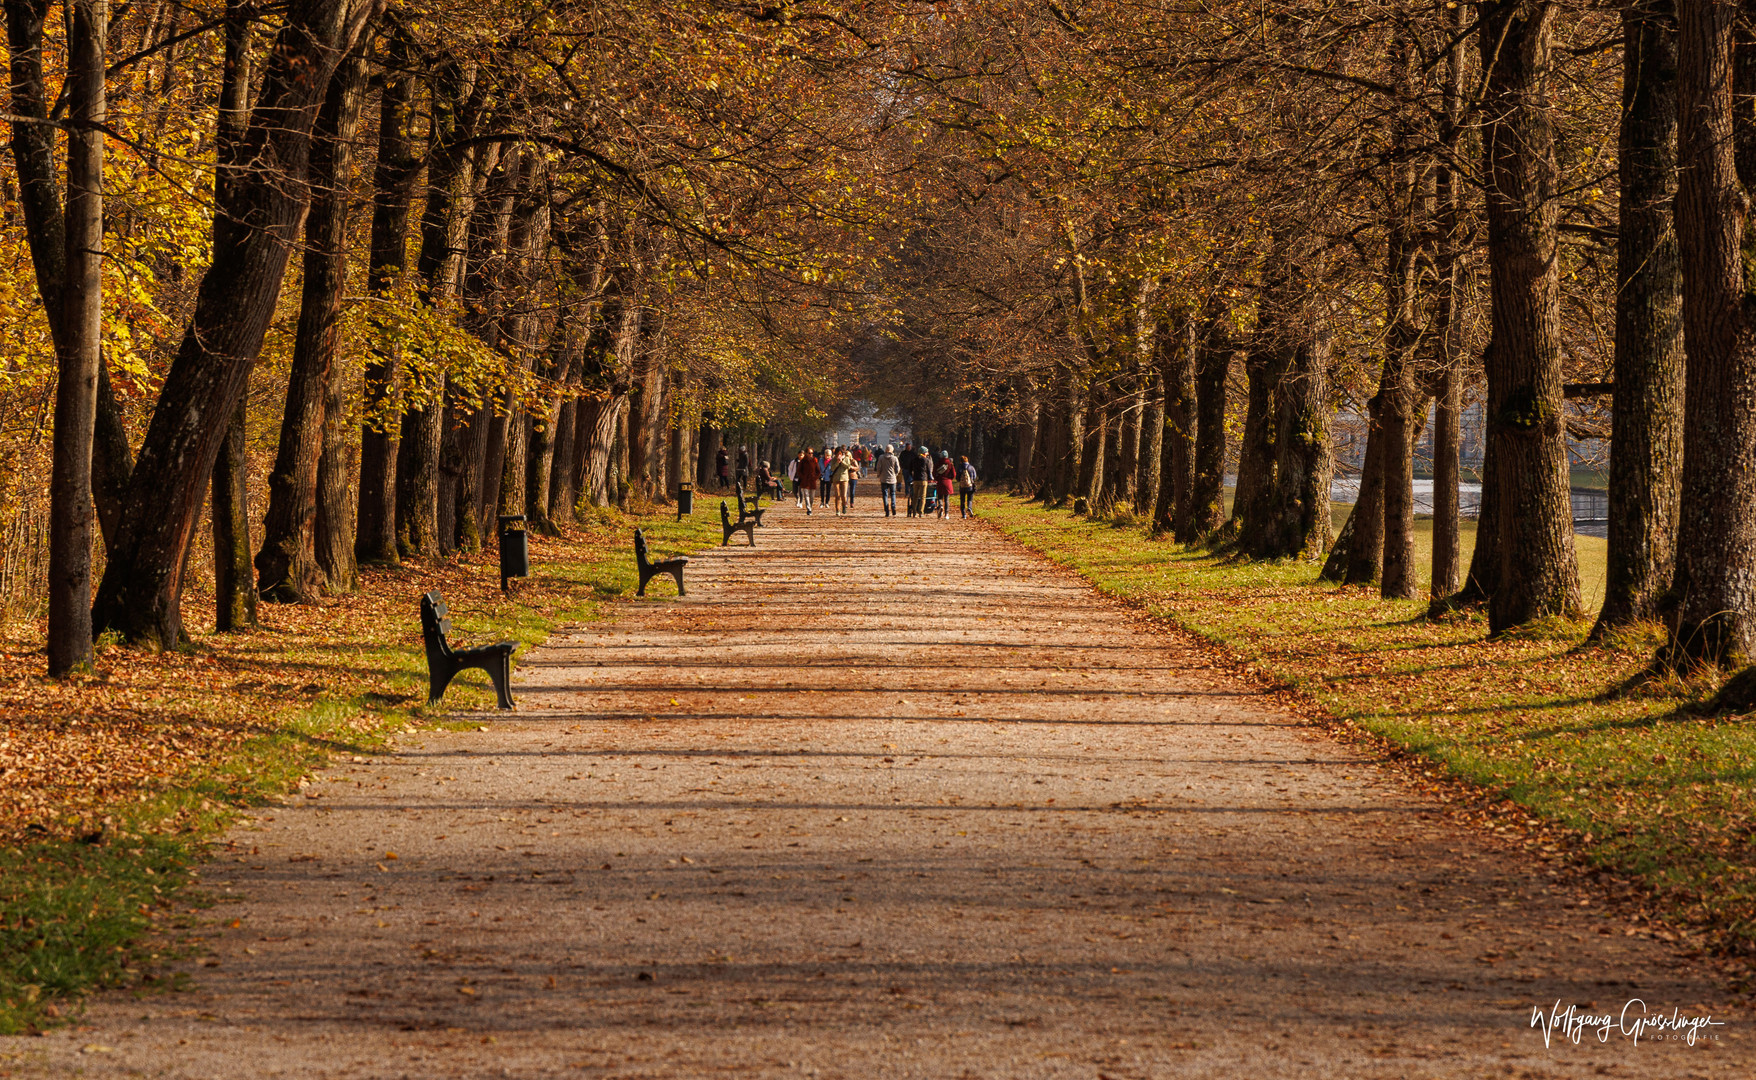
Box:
983, 495, 1756, 960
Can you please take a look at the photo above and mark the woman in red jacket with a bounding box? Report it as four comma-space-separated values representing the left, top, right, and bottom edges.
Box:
933, 451, 957, 520
793, 449, 821, 515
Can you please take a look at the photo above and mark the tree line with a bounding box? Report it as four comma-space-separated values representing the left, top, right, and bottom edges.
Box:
5, 0, 881, 672
7, 0, 1756, 686
857, 0, 1754, 676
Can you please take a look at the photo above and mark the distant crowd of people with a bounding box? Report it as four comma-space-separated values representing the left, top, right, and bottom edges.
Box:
779, 443, 977, 519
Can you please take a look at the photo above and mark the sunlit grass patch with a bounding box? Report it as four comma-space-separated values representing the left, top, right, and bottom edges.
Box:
984, 495, 1756, 951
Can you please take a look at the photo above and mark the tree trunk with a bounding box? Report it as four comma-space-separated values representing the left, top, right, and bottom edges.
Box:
1267, 312, 1334, 560
256, 49, 367, 602
551, 398, 580, 520
1343, 397, 1387, 586
1431, 368, 1463, 599
1231, 350, 1275, 538
663, 377, 687, 507
1188, 330, 1228, 537
211, 393, 256, 632
627, 359, 660, 503
1597, 0, 1684, 635
581, 397, 624, 507
699, 423, 721, 490
1014, 390, 1038, 493
313, 362, 358, 594
1075, 382, 1104, 511
91, 0, 377, 648
1095, 383, 1127, 512
1158, 317, 1198, 537
499, 413, 529, 523
1456, 407, 1502, 603
7, 0, 131, 559
45, 0, 104, 673
613, 399, 631, 508
397, 59, 479, 557
1321, 501, 1357, 582
527, 407, 560, 532
1380, 119, 1425, 600
1668, 3, 1756, 665
356, 23, 416, 567
1480, 0, 1582, 634
1114, 370, 1142, 511
1135, 366, 1163, 516
1053, 367, 1083, 503
1431, 12, 1470, 602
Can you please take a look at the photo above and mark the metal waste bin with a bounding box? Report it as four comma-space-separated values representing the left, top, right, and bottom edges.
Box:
676, 481, 694, 520
498, 514, 529, 592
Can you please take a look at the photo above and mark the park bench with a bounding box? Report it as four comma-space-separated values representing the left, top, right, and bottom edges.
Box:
721, 500, 757, 546
634, 528, 687, 597
420, 591, 516, 710
733, 480, 768, 523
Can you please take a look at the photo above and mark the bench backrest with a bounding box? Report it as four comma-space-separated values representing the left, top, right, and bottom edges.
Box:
720, 500, 731, 525
420, 591, 454, 662
634, 528, 651, 568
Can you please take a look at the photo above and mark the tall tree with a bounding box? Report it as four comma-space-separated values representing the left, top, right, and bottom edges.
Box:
1479, 0, 1581, 634
1429, 6, 1471, 602
256, 47, 370, 602
356, 23, 417, 566
44, 0, 104, 672
1596, 0, 1684, 635
90, 0, 382, 648
1669, 1, 1756, 666
6, 0, 130, 558
1378, 69, 1426, 600
209, 0, 259, 632
398, 58, 480, 557
1187, 320, 1229, 538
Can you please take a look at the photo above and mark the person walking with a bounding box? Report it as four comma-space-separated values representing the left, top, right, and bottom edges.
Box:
933, 451, 956, 520
788, 454, 800, 504
715, 446, 730, 490
912, 445, 933, 518
735, 447, 750, 491
819, 448, 833, 506
876, 444, 901, 516
900, 443, 917, 517
794, 449, 820, 514
830, 446, 854, 515
958, 455, 978, 518
846, 448, 861, 507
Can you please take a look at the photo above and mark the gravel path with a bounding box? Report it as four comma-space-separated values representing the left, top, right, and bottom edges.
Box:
6, 500, 1747, 1078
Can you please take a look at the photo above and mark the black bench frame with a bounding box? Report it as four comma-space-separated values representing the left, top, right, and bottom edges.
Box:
721, 500, 756, 546
733, 480, 767, 524
634, 528, 687, 596
420, 591, 516, 710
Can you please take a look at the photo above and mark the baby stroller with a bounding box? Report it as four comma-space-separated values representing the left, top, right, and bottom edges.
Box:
922, 485, 939, 515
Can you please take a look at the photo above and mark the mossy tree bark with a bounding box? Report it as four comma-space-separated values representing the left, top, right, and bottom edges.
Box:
1480, 0, 1582, 634
1597, 0, 1684, 637
1668, 3, 1756, 666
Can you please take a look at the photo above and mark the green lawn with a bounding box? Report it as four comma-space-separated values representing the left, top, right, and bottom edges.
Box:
986, 495, 1754, 955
